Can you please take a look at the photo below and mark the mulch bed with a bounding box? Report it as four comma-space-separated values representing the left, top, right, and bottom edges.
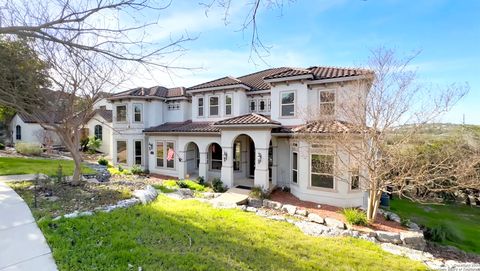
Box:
269, 190, 407, 233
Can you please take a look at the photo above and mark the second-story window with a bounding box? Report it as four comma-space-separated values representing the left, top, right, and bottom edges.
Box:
320, 91, 335, 116
116, 105, 127, 122
198, 98, 204, 117
209, 96, 219, 116
249, 99, 256, 112
259, 99, 266, 112
225, 95, 232, 115
281, 91, 295, 117
133, 104, 142, 122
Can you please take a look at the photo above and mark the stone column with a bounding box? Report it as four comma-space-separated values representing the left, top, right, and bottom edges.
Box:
221, 146, 234, 188
271, 137, 278, 186
199, 151, 208, 181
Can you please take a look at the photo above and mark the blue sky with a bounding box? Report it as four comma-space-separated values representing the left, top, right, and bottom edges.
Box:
128, 0, 480, 124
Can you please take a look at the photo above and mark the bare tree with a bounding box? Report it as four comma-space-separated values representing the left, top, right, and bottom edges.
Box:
298, 47, 469, 221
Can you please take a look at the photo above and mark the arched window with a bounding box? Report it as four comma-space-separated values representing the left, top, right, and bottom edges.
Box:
94, 125, 103, 141
15, 125, 21, 140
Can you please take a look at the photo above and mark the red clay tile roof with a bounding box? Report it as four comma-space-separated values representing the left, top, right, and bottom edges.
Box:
214, 113, 281, 126
110, 86, 186, 100
144, 121, 220, 134
272, 120, 354, 134
186, 66, 371, 92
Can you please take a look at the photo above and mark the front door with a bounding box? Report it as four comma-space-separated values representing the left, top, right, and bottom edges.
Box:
249, 138, 255, 177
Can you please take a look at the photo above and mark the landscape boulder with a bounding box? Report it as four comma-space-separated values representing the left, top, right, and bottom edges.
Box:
262, 199, 283, 210
295, 208, 308, 216
375, 231, 402, 244
324, 217, 346, 229
281, 204, 297, 215
247, 198, 263, 208
400, 231, 426, 250
307, 213, 325, 224
295, 221, 330, 237
133, 185, 158, 204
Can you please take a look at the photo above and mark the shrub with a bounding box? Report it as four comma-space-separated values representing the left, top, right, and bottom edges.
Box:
424, 223, 461, 243
249, 186, 267, 199
15, 142, 42, 156
212, 178, 226, 192
342, 208, 368, 226
80, 137, 89, 151
86, 136, 101, 154
178, 180, 205, 191
197, 176, 205, 185
163, 180, 178, 188
152, 184, 176, 193
107, 166, 132, 176
97, 157, 109, 166
0, 142, 5, 150
131, 165, 144, 175
400, 217, 411, 228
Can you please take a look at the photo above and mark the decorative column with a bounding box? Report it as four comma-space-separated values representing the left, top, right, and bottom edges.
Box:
177, 149, 187, 179
271, 137, 278, 186
221, 146, 234, 188
199, 151, 208, 181
254, 147, 270, 189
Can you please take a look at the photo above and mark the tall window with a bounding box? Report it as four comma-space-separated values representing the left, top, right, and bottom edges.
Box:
156, 142, 164, 167
156, 141, 175, 169
116, 141, 127, 164
292, 152, 298, 184
198, 98, 204, 117
94, 125, 103, 141
166, 142, 175, 168
233, 142, 241, 171
259, 99, 266, 112
311, 154, 334, 189
134, 140, 142, 165
116, 105, 127, 122
209, 96, 219, 116
15, 125, 21, 140
320, 91, 335, 116
210, 143, 222, 170
225, 95, 232, 115
281, 91, 295, 117
249, 99, 256, 112
351, 169, 360, 190
133, 104, 142, 122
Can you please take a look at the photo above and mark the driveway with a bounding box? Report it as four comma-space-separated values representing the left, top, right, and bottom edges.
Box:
0, 177, 57, 271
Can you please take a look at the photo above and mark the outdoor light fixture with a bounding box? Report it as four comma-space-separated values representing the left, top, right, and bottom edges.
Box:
257, 152, 262, 164
223, 151, 228, 162
148, 143, 153, 154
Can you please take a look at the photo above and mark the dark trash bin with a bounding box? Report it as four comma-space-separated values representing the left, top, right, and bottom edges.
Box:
380, 192, 390, 207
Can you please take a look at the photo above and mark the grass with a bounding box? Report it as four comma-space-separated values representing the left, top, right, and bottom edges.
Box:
0, 157, 94, 176
390, 198, 480, 254
38, 196, 427, 271
9, 181, 132, 220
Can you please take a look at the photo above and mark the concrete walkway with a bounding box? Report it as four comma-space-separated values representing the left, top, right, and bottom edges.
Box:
210, 187, 250, 206
0, 174, 48, 183
0, 178, 57, 270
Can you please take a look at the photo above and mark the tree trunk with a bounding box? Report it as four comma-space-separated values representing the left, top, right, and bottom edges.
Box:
70, 150, 83, 185
367, 189, 382, 221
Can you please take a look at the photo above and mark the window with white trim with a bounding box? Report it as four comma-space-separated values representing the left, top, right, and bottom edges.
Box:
168, 103, 180, 111
133, 104, 142, 122
259, 99, 266, 112
15, 125, 21, 140
198, 98, 204, 117
94, 125, 102, 141
249, 99, 256, 112
209, 96, 219, 116
116, 105, 127, 122
225, 95, 232, 115
210, 143, 222, 170
134, 140, 142, 165
351, 168, 360, 190
311, 154, 334, 189
320, 91, 335, 116
116, 140, 127, 164
281, 91, 295, 117
156, 141, 175, 169
292, 152, 298, 184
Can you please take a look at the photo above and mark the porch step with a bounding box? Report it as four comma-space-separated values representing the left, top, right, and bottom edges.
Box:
210, 188, 250, 207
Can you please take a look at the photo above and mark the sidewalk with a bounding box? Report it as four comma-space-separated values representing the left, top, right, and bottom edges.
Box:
0, 178, 57, 270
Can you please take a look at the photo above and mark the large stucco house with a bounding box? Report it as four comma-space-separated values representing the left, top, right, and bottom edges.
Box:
107, 66, 373, 208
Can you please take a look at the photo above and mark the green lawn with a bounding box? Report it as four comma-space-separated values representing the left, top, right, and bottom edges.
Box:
390, 198, 480, 254
0, 157, 94, 176
39, 196, 427, 271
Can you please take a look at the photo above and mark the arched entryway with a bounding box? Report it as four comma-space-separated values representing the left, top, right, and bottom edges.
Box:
184, 142, 200, 178
231, 134, 256, 188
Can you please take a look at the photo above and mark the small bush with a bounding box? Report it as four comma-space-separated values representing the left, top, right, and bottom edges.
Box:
15, 142, 42, 156
178, 180, 205, 191
86, 136, 101, 154
97, 157, 109, 166
107, 166, 132, 176
0, 142, 5, 150
249, 186, 267, 199
212, 178, 226, 193
342, 208, 368, 226
80, 137, 89, 151
131, 165, 144, 175
197, 176, 205, 185
178, 181, 189, 188
400, 217, 411, 228
424, 223, 461, 243
163, 180, 178, 188
152, 184, 176, 193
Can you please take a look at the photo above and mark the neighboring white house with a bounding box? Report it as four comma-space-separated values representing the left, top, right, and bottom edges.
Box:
9, 113, 62, 146
107, 66, 373, 208
84, 107, 113, 156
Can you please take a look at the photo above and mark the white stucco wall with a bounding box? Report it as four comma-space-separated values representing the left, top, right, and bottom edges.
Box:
9, 115, 61, 146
